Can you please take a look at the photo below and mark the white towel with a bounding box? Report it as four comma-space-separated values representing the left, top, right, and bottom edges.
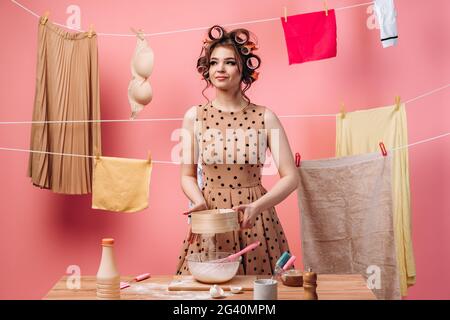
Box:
374, 0, 398, 48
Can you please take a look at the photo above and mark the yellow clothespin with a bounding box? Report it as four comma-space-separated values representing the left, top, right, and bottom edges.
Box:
340, 102, 346, 119
324, 0, 329, 16
394, 96, 401, 111
147, 151, 152, 165
41, 10, 50, 25
87, 24, 95, 38
283, 7, 288, 23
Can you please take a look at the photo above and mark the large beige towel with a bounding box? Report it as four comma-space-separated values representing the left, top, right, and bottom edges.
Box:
336, 103, 415, 296
298, 152, 400, 300
92, 156, 152, 213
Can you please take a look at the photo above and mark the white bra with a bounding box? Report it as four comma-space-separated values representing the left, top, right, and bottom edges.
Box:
128, 36, 154, 119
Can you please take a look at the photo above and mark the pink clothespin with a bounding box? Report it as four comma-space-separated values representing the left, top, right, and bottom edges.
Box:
379, 142, 387, 156
295, 153, 301, 167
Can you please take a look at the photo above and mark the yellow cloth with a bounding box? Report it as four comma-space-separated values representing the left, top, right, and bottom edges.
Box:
92, 156, 152, 213
336, 103, 416, 296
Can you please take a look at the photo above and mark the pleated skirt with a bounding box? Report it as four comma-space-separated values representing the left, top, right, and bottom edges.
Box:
27, 17, 101, 194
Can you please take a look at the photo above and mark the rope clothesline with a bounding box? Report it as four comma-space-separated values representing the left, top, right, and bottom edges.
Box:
11, 0, 374, 37
1, 83, 448, 125
0, 131, 449, 165
0, 146, 176, 164
279, 83, 450, 118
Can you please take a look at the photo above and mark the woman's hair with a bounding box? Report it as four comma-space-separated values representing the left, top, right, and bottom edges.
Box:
197, 25, 261, 106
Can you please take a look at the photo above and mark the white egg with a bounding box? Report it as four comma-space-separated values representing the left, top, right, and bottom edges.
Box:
209, 284, 225, 298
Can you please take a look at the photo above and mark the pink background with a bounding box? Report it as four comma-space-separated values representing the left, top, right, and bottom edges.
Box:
0, 0, 449, 299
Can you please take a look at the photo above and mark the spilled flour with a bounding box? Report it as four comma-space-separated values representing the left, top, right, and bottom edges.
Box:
125, 283, 231, 300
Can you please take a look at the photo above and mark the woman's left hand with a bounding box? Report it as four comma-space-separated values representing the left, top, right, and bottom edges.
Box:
232, 203, 261, 230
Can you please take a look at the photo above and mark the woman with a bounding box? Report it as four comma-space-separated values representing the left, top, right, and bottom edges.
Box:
176, 25, 299, 275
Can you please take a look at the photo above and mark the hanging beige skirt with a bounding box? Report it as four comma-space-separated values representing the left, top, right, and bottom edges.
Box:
27, 17, 102, 194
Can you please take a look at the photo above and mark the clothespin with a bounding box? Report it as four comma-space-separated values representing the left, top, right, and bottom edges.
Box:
94, 146, 100, 160
379, 142, 387, 156
340, 102, 346, 119
324, 0, 329, 16
147, 151, 152, 165
283, 7, 288, 23
137, 29, 145, 40
41, 10, 50, 25
295, 152, 301, 167
394, 96, 401, 111
131, 27, 145, 40
87, 24, 95, 38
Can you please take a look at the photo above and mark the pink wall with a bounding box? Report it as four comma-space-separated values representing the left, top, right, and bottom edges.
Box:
0, 0, 449, 299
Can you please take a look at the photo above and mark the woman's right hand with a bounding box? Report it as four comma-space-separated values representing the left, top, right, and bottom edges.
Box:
185, 201, 208, 244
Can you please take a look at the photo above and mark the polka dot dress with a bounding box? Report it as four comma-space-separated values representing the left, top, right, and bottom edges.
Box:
175, 102, 291, 276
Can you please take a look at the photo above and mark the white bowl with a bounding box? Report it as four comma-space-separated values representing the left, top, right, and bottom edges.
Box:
230, 286, 243, 294
186, 252, 241, 284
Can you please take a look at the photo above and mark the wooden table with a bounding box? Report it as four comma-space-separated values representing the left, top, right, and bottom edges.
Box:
44, 274, 376, 300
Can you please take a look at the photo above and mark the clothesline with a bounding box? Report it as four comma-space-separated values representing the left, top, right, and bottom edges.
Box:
1, 83, 448, 125
0, 131, 449, 165
0, 146, 175, 164
11, 0, 374, 37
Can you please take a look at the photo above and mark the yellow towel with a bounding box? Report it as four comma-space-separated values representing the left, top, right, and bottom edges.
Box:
92, 156, 152, 213
336, 103, 416, 297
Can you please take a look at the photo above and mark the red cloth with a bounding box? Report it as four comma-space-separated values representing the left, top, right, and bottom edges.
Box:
281, 9, 337, 65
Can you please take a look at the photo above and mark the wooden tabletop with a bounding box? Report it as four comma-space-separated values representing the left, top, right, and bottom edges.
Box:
44, 274, 376, 300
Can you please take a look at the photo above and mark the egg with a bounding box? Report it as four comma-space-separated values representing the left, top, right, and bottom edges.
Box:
209, 284, 225, 298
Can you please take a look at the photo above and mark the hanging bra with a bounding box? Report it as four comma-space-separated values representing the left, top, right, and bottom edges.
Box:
128, 36, 154, 119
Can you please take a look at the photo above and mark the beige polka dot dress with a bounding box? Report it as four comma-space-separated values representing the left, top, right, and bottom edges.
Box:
176, 102, 291, 275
